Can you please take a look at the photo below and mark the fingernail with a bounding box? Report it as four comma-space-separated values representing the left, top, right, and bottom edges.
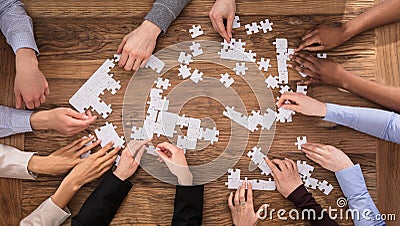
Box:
83, 115, 89, 119
288, 64, 293, 68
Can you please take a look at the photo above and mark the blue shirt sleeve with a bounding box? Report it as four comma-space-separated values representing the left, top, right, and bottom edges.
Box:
335, 164, 386, 226
0, 105, 33, 138
0, 0, 39, 53
323, 103, 400, 144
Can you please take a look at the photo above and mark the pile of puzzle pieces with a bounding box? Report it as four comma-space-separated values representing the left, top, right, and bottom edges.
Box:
225, 169, 276, 191
223, 106, 276, 132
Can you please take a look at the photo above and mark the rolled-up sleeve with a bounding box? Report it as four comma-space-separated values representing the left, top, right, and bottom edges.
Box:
0, 106, 33, 138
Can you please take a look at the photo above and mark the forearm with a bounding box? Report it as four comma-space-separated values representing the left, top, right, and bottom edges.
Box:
287, 185, 338, 226
342, 72, 400, 113
72, 171, 132, 226
323, 103, 400, 144
344, 0, 400, 40
0, 105, 33, 137
0, 0, 39, 53
335, 165, 385, 226
52, 178, 80, 209
144, 0, 191, 33
172, 185, 204, 226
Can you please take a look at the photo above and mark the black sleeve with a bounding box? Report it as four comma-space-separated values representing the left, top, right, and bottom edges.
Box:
71, 170, 133, 226
172, 185, 204, 226
287, 185, 338, 226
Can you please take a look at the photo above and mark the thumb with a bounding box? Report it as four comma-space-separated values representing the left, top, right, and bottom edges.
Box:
66, 108, 87, 120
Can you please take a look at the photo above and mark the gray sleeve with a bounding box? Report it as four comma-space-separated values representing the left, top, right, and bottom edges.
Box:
144, 0, 191, 33
0, 105, 33, 138
0, 0, 39, 54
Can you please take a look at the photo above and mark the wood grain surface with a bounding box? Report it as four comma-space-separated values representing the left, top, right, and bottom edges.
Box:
0, 0, 398, 225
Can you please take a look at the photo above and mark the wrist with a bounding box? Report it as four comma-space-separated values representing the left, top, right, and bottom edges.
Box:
113, 170, 129, 181
178, 170, 193, 185
336, 162, 355, 173
342, 22, 357, 42
142, 20, 162, 37
16, 48, 38, 67
27, 155, 43, 174
63, 174, 83, 191
30, 110, 51, 131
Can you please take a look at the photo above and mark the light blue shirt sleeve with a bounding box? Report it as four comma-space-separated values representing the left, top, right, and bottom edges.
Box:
0, 0, 39, 53
0, 105, 33, 138
323, 103, 400, 144
335, 164, 385, 226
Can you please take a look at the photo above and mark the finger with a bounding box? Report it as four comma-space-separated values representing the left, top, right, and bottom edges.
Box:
277, 92, 300, 107
76, 139, 101, 156
296, 36, 321, 52
228, 192, 234, 211
40, 94, 46, 104
286, 158, 298, 172
302, 148, 324, 163
124, 57, 135, 71
297, 52, 318, 65
99, 146, 121, 164
118, 51, 129, 67
289, 64, 317, 79
99, 154, 119, 173
283, 158, 295, 170
132, 57, 143, 71
234, 187, 240, 206
60, 136, 86, 152
68, 135, 94, 151
265, 157, 282, 176
25, 97, 34, 109
272, 159, 288, 172
156, 148, 170, 162
94, 141, 114, 157
281, 104, 302, 113
215, 17, 230, 42
301, 28, 319, 41
226, 15, 234, 39
290, 55, 316, 70
15, 92, 23, 109
302, 143, 329, 155
157, 142, 179, 153
85, 110, 92, 118
239, 181, 246, 204
44, 87, 50, 96
117, 38, 127, 54
247, 182, 253, 205
66, 108, 87, 120
33, 97, 41, 108
140, 57, 150, 68
304, 45, 326, 52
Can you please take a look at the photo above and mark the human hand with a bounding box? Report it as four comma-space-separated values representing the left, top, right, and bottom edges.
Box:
63, 141, 120, 190
209, 0, 236, 42
265, 158, 303, 198
117, 20, 161, 71
156, 142, 193, 185
296, 24, 351, 52
27, 136, 100, 175
113, 140, 151, 181
228, 181, 262, 226
14, 48, 49, 109
277, 92, 327, 117
289, 52, 353, 88
301, 143, 354, 172
30, 108, 97, 136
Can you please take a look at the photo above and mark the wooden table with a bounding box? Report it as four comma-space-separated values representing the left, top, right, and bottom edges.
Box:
0, 0, 399, 225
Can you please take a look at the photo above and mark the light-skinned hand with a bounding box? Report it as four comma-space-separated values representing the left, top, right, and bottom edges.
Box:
277, 92, 327, 117
30, 108, 97, 136
15, 48, 49, 109
265, 158, 303, 198
113, 140, 151, 181
301, 143, 354, 172
288, 52, 353, 88
28, 136, 101, 175
63, 141, 120, 189
209, 0, 236, 42
156, 142, 193, 185
117, 20, 161, 71
52, 141, 120, 208
228, 181, 263, 226
296, 24, 351, 52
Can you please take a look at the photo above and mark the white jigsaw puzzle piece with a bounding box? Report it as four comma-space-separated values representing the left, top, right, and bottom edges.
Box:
189, 25, 204, 38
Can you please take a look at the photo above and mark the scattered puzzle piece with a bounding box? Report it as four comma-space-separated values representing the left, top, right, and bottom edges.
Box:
95, 122, 125, 148
190, 42, 203, 57
233, 62, 248, 76
245, 22, 261, 35
178, 52, 193, 65
295, 136, 307, 150
154, 78, 171, 90
232, 15, 240, 28
220, 73, 235, 88
178, 64, 192, 79
259, 19, 273, 33
190, 69, 204, 83
145, 55, 165, 73
189, 25, 204, 38
257, 58, 271, 71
